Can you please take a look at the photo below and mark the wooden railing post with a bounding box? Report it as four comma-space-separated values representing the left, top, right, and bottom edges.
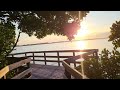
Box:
95, 51, 99, 64
64, 62, 71, 79
44, 52, 47, 65
27, 62, 30, 68
93, 52, 95, 57
8, 49, 99, 68
25, 53, 27, 57
81, 61, 85, 79
65, 69, 71, 79
33, 53, 35, 64
12, 54, 14, 57
73, 51, 76, 68
57, 52, 60, 66
95, 52, 98, 59
4, 75, 6, 79
27, 62, 31, 77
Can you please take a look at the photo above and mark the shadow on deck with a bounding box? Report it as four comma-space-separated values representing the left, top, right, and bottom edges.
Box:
30, 64, 67, 79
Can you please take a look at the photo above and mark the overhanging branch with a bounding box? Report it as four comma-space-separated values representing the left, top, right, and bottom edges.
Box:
6, 31, 21, 56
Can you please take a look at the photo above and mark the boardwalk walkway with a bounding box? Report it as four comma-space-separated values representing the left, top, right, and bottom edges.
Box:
30, 64, 67, 79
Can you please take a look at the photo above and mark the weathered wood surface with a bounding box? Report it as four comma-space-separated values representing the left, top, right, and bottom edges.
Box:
7, 49, 98, 79
62, 61, 88, 79
0, 58, 31, 79
12, 68, 32, 79
9, 49, 98, 68
30, 64, 66, 79
62, 49, 98, 79
10, 49, 98, 55
9, 58, 31, 71
0, 66, 9, 78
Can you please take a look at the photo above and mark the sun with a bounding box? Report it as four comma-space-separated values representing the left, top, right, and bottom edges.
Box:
74, 21, 89, 39
74, 21, 88, 50
76, 41, 86, 50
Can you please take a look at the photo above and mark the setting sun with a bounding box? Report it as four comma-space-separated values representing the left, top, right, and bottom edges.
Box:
74, 21, 89, 39
74, 21, 88, 50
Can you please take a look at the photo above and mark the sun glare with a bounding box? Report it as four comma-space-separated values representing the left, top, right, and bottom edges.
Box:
76, 41, 86, 50
74, 21, 88, 50
74, 21, 89, 39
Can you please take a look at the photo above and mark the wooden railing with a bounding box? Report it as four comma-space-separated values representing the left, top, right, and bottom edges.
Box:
62, 60, 89, 79
0, 58, 32, 79
5, 49, 99, 79
9, 49, 98, 68
62, 49, 99, 79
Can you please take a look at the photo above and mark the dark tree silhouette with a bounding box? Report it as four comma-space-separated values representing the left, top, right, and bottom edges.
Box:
109, 21, 120, 49
76, 20, 120, 79
0, 11, 89, 57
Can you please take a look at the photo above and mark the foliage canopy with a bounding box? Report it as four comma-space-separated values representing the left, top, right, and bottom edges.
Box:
0, 11, 89, 58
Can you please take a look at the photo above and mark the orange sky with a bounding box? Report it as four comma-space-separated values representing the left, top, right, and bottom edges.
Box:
17, 11, 120, 45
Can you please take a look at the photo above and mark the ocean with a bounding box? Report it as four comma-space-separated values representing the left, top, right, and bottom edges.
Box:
12, 39, 114, 54
11, 39, 116, 66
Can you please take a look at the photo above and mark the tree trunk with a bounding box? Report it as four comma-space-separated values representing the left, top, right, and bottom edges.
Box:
6, 31, 21, 56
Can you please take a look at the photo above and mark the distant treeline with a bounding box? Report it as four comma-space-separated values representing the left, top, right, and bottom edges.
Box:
16, 37, 108, 47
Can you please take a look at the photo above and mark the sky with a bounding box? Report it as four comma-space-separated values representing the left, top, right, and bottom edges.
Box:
84, 11, 120, 33
17, 11, 120, 45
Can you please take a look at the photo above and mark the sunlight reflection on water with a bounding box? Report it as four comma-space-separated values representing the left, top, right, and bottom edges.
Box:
12, 39, 113, 54
11, 39, 114, 66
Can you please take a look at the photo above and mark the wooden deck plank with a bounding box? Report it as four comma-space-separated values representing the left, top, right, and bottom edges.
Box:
30, 64, 66, 79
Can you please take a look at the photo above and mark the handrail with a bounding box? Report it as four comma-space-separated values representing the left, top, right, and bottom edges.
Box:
0, 66, 9, 79
62, 61, 89, 79
3, 49, 99, 79
10, 49, 98, 55
62, 49, 98, 79
64, 49, 98, 63
0, 58, 32, 79
9, 49, 98, 67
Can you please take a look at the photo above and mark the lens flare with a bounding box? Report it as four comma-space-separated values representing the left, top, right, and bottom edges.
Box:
74, 21, 89, 39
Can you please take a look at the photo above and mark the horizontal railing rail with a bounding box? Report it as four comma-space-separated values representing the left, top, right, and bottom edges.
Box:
2, 49, 99, 79
0, 58, 32, 79
62, 60, 89, 79
9, 49, 98, 67
62, 49, 99, 79
10, 49, 98, 55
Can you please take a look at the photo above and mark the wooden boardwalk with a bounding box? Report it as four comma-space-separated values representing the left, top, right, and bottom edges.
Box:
30, 64, 67, 79
2, 49, 98, 79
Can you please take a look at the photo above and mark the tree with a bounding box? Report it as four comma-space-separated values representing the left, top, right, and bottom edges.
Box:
109, 21, 120, 49
0, 21, 15, 61
0, 11, 89, 78
0, 11, 89, 57
76, 20, 120, 79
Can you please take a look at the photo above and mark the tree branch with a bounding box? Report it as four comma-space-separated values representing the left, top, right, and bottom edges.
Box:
6, 31, 21, 56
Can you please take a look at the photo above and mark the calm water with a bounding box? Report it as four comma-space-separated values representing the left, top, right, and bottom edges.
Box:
11, 39, 116, 66
12, 39, 114, 54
